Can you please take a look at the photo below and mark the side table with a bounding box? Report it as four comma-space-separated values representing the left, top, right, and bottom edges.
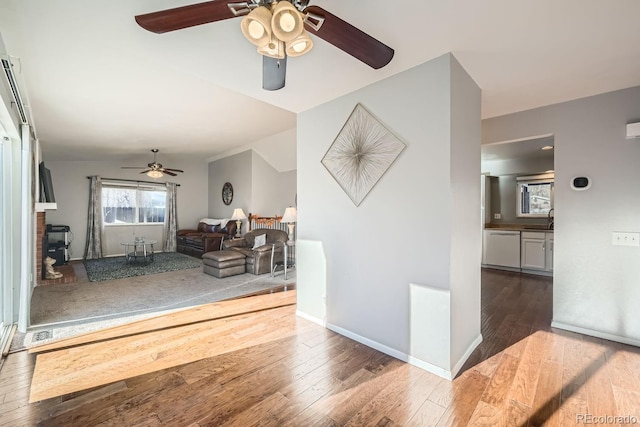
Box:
271, 241, 295, 280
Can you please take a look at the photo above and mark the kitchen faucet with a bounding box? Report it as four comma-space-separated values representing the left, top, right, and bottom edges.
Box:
547, 208, 554, 230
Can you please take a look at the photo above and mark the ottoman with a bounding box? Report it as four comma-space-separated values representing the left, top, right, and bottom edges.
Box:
202, 250, 246, 278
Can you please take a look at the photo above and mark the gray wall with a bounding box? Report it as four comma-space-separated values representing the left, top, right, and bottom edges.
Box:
45, 157, 209, 259
208, 151, 252, 228
449, 56, 482, 366
483, 152, 554, 225
298, 53, 481, 373
252, 151, 283, 217
483, 85, 640, 345
489, 174, 549, 226
208, 149, 297, 231
482, 155, 554, 177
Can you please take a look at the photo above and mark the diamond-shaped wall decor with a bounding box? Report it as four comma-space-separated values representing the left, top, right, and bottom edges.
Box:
321, 103, 406, 206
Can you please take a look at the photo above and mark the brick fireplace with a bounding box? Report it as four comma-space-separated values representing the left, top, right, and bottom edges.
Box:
36, 211, 76, 285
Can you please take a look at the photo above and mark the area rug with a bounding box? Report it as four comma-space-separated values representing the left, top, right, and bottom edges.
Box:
84, 252, 201, 282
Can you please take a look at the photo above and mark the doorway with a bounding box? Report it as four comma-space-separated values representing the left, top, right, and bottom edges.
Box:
481, 134, 555, 270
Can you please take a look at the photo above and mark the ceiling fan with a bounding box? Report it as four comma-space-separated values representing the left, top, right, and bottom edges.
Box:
121, 149, 184, 178
134, 0, 394, 90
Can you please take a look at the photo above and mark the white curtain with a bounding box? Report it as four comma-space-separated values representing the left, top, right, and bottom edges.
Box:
163, 182, 178, 252
84, 176, 103, 259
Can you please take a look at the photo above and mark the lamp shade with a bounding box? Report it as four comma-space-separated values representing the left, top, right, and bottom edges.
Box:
257, 35, 285, 59
271, 2, 304, 42
286, 30, 313, 57
147, 170, 163, 179
281, 207, 297, 223
240, 6, 272, 47
230, 208, 247, 221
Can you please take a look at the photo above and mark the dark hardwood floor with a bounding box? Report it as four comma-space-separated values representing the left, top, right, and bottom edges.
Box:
1, 269, 639, 426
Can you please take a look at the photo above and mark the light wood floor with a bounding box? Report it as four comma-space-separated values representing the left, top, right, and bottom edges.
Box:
1, 269, 640, 426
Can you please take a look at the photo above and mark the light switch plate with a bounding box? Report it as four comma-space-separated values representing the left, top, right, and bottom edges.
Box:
494, 213, 501, 220
612, 232, 640, 246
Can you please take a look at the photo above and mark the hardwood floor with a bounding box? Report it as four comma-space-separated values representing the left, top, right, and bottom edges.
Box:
1, 269, 639, 426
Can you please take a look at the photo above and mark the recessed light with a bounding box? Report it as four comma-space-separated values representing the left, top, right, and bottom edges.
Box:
541, 145, 554, 150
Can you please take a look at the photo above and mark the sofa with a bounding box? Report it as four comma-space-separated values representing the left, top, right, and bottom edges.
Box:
222, 228, 288, 275
177, 219, 237, 258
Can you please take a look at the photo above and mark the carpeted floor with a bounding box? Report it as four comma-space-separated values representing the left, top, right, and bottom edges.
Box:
29, 259, 296, 329
84, 252, 202, 282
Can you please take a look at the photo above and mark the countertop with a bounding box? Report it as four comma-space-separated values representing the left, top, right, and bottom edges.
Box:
484, 224, 553, 233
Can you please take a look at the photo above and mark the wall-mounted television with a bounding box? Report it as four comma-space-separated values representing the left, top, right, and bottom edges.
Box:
39, 162, 55, 203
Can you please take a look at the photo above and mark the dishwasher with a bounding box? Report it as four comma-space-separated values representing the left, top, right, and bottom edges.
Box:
482, 230, 521, 268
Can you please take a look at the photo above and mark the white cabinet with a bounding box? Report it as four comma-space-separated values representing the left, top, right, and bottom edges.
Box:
483, 230, 521, 268
521, 231, 553, 273
521, 232, 546, 270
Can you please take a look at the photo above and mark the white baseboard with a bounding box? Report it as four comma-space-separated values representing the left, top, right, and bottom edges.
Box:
450, 334, 483, 378
295, 310, 325, 327
406, 356, 454, 380
326, 323, 483, 381
326, 322, 408, 363
551, 321, 640, 347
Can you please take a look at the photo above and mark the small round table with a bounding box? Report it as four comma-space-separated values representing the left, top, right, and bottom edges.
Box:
121, 239, 157, 263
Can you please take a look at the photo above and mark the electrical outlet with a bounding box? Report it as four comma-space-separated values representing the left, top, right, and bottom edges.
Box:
612, 232, 640, 246
494, 213, 501, 220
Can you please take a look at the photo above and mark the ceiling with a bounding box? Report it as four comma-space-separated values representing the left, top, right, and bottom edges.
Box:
1, 0, 639, 161
481, 134, 554, 163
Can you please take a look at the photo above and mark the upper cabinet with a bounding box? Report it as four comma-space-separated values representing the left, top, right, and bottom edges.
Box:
516, 172, 554, 218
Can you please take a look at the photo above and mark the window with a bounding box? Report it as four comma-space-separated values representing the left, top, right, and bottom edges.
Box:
102, 182, 166, 224
516, 174, 554, 217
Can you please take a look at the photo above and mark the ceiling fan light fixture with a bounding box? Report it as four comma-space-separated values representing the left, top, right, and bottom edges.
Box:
286, 30, 313, 56
240, 6, 272, 46
147, 170, 164, 179
257, 34, 285, 59
271, 2, 304, 42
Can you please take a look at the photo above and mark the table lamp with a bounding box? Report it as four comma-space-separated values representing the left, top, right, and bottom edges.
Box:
230, 208, 247, 237
281, 206, 297, 242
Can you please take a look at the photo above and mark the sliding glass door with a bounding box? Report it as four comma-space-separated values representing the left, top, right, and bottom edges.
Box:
0, 136, 11, 351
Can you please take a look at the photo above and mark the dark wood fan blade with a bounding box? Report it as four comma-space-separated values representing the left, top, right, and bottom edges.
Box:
162, 170, 178, 177
121, 167, 146, 169
163, 168, 184, 173
263, 55, 287, 91
135, 1, 238, 34
303, 6, 394, 69
139, 170, 152, 174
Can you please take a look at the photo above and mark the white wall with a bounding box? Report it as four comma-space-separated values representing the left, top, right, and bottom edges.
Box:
483, 85, 640, 345
45, 156, 209, 258
297, 53, 481, 377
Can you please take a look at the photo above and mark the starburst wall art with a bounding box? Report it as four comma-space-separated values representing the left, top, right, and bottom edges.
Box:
321, 103, 406, 206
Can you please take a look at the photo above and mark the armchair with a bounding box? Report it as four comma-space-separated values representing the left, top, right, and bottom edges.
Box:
177, 219, 237, 258
223, 228, 287, 274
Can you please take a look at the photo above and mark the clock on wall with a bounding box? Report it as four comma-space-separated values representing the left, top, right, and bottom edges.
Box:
222, 182, 233, 205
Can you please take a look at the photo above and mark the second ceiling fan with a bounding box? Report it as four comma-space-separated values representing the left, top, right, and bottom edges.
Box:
122, 149, 184, 178
135, 0, 394, 90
